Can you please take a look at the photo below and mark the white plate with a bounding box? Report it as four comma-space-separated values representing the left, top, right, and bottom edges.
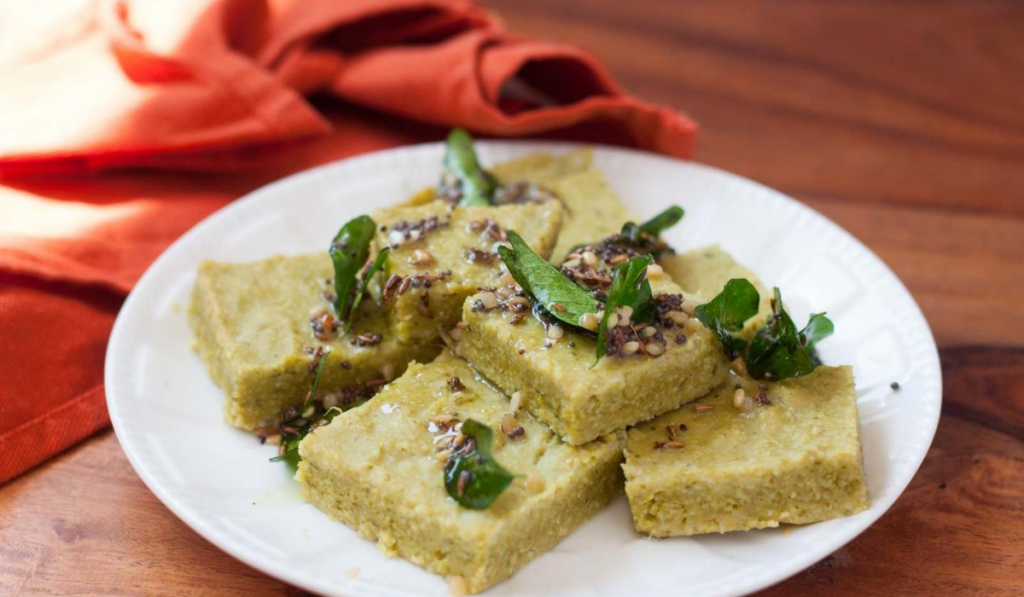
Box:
106, 142, 942, 597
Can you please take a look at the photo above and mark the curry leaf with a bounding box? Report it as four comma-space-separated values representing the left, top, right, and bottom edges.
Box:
346, 247, 390, 332
272, 435, 303, 468
621, 205, 685, 242
330, 216, 376, 323
299, 349, 330, 416
270, 352, 330, 466
443, 129, 497, 207
694, 278, 761, 358
800, 312, 834, 356
742, 287, 834, 381
499, 230, 600, 328
269, 406, 352, 468
444, 419, 515, 509
597, 255, 654, 360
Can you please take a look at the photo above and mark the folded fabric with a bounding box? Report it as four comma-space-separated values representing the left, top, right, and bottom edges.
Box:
0, 0, 696, 175
0, 0, 698, 484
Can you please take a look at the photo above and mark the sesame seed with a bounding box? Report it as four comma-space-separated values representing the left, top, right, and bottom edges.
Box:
579, 312, 600, 331
448, 575, 469, 597
507, 296, 530, 309
479, 292, 499, 309
684, 318, 704, 334
410, 249, 434, 266
509, 391, 523, 412
732, 388, 747, 409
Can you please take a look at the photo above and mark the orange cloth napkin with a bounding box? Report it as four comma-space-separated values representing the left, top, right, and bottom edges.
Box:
0, 0, 697, 484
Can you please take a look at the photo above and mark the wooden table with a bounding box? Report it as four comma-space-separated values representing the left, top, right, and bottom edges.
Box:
2, 0, 1022, 595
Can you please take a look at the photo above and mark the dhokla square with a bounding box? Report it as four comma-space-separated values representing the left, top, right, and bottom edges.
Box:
622, 366, 870, 537
372, 199, 563, 343
188, 253, 439, 430
297, 351, 624, 594
458, 280, 729, 446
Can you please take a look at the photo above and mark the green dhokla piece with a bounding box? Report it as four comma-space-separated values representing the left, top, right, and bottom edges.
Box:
623, 366, 870, 537
458, 273, 729, 446
297, 351, 624, 594
661, 245, 772, 334
490, 149, 635, 264
373, 200, 563, 343
188, 253, 439, 430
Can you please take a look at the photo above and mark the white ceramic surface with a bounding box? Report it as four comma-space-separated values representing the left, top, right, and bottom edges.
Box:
105, 142, 942, 597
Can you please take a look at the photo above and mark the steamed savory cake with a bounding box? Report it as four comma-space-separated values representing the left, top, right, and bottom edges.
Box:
372, 200, 563, 343
297, 351, 624, 593
188, 254, 439, 430
490, 149, 635, 263
459, 277, 728, 445
622, 366, 870, 536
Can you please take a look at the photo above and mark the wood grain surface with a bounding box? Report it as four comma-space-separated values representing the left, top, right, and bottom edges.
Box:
2, 0, 1023, 595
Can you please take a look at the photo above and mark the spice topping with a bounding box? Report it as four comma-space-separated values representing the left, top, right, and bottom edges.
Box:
492, 181, 559, 204
309, 308, 339, 341
352, 332, 382, 347
465, 248, 495, 264
499, 412, 526, 439
383, 215, 449, 248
